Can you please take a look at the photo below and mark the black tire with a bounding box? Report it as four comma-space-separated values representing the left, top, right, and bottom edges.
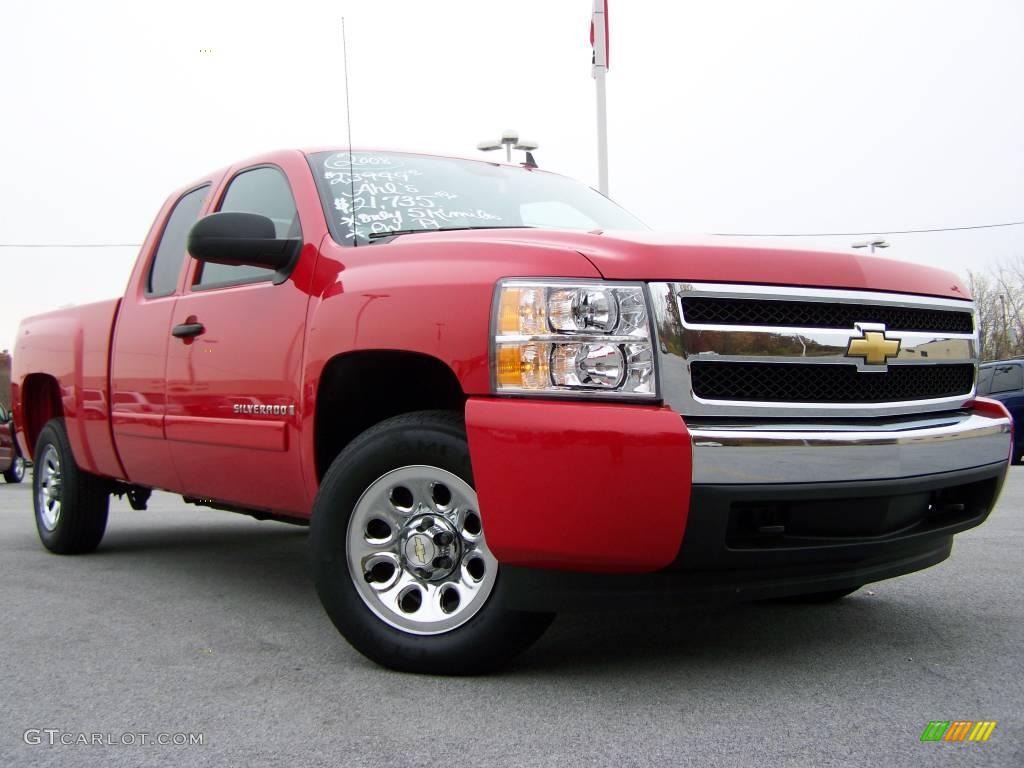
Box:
310, 410, 553, 675
776, 586, 861, 604
3, 454, 26, 483
33, 418, 109, 554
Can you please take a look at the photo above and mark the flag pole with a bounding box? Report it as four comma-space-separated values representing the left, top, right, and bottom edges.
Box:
592, 0, 609, 195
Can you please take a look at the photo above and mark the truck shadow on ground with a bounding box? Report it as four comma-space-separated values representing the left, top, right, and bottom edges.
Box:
16, 505, 954, 679
514, 596, 939, 677
85, 515, 319, 603
5, 478, 1009, 681
68, 511, 960, 678
98, 516, 310, 556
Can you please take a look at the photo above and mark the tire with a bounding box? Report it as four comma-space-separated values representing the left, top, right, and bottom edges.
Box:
33, 418, 110, 554
310, 410, 553, 675
776, 586, 861, 604
3, 454, 26, 483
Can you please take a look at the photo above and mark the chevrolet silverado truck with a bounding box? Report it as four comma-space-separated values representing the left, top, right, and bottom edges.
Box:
12, 149, 1013, 674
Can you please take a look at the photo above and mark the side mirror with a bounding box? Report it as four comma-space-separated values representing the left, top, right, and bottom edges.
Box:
187, 212, 300, 270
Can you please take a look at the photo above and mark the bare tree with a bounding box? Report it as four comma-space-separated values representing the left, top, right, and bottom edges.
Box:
968, 258, 1024, 361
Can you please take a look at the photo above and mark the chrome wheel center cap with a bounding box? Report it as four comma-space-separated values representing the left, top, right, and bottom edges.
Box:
401, 515, 460, 581
404, 534, 437, 567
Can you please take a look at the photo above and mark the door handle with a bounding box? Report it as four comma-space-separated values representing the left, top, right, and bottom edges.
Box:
172, 322, 205, 338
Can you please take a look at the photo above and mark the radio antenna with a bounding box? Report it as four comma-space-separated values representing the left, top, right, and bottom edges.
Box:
342, 17, 357, 246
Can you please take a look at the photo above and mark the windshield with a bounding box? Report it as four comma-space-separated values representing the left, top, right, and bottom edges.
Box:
308, 150, 646, 244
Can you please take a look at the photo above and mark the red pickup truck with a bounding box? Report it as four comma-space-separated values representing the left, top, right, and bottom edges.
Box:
12, 149, 1012, 674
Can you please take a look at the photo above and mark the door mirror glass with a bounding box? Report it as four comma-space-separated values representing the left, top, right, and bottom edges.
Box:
187, 211, 300, 270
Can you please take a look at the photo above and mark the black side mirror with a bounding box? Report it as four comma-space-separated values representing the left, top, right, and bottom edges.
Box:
187, 212, 300, 270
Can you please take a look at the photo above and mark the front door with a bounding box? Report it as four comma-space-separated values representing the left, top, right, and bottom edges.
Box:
164, 164, 314, 515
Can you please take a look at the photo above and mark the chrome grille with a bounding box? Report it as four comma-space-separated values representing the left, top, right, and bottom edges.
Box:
650, 282, 978, 419
680, 297, 974, 334
690, 361, 975, 403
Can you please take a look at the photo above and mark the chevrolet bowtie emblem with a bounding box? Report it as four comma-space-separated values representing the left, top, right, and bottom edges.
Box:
414, 536, 427, 564
846, 329, 901, 366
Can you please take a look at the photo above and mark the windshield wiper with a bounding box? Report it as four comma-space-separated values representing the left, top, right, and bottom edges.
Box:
366, 225, 536, 241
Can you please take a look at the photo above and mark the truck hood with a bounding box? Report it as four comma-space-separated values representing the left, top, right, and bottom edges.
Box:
439, 229, 970, 300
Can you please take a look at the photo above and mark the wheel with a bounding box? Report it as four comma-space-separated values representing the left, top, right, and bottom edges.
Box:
776, 586, 861, 604
33, 418, 110, 554
3, 454, 26, 483
310, 410, 553, 675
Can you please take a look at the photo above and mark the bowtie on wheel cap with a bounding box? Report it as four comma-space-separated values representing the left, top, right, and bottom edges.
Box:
401, 515, 461, 581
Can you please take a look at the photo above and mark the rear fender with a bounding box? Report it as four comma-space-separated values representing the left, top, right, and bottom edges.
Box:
13, 301, 124, 478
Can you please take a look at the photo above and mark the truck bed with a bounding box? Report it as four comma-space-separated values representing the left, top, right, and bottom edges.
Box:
13, 298, 124, 479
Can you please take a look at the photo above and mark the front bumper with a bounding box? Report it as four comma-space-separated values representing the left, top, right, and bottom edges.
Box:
688, 409, 1011, 485
500, 462, 1004, 610
465, 397, 1011, 581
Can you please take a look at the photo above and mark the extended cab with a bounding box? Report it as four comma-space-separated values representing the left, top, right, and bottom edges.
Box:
13, 149, 1013, 673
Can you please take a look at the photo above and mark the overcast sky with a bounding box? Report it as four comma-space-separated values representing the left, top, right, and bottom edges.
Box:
2, 0, 1022, 351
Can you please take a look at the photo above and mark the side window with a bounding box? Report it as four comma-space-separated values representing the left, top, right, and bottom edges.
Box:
196, 167, 300, 288
990, 364, 1023, 394
976, 367, 993, 395
147, 186, 209, 296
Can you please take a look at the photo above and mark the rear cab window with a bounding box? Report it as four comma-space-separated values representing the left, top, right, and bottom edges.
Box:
147, 186, 209, 296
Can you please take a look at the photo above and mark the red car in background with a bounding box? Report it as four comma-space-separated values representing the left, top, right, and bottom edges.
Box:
0, 403, 26, 483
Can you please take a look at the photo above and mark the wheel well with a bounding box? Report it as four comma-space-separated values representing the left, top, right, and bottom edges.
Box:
20, 374, 63, 458
314, 351, 466, 479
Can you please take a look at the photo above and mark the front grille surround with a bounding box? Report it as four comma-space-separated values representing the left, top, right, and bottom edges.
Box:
649, 282, 978, 419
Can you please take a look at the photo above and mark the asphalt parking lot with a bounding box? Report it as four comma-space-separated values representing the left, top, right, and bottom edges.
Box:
0, 469, 1020, 768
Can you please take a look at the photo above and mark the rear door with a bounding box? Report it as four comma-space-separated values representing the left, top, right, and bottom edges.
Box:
164, 162, 316, 515
110, 184, 212, 491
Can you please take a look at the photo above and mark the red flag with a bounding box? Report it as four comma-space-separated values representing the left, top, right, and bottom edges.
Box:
590, 0, 609, 70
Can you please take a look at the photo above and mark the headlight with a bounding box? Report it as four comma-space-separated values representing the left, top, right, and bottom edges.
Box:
492, 280, 656, 398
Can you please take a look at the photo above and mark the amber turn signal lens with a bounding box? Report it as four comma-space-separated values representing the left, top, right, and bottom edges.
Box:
496, 346, 523, 387
496, 344, 550, 389
497, 286, 546, 336
497, 288, 522, 336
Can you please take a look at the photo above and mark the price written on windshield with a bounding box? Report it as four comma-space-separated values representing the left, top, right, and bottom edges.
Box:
324, 154, 503, 237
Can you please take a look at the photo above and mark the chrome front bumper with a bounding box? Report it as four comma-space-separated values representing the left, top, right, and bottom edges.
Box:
688, 409, 1011, 484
